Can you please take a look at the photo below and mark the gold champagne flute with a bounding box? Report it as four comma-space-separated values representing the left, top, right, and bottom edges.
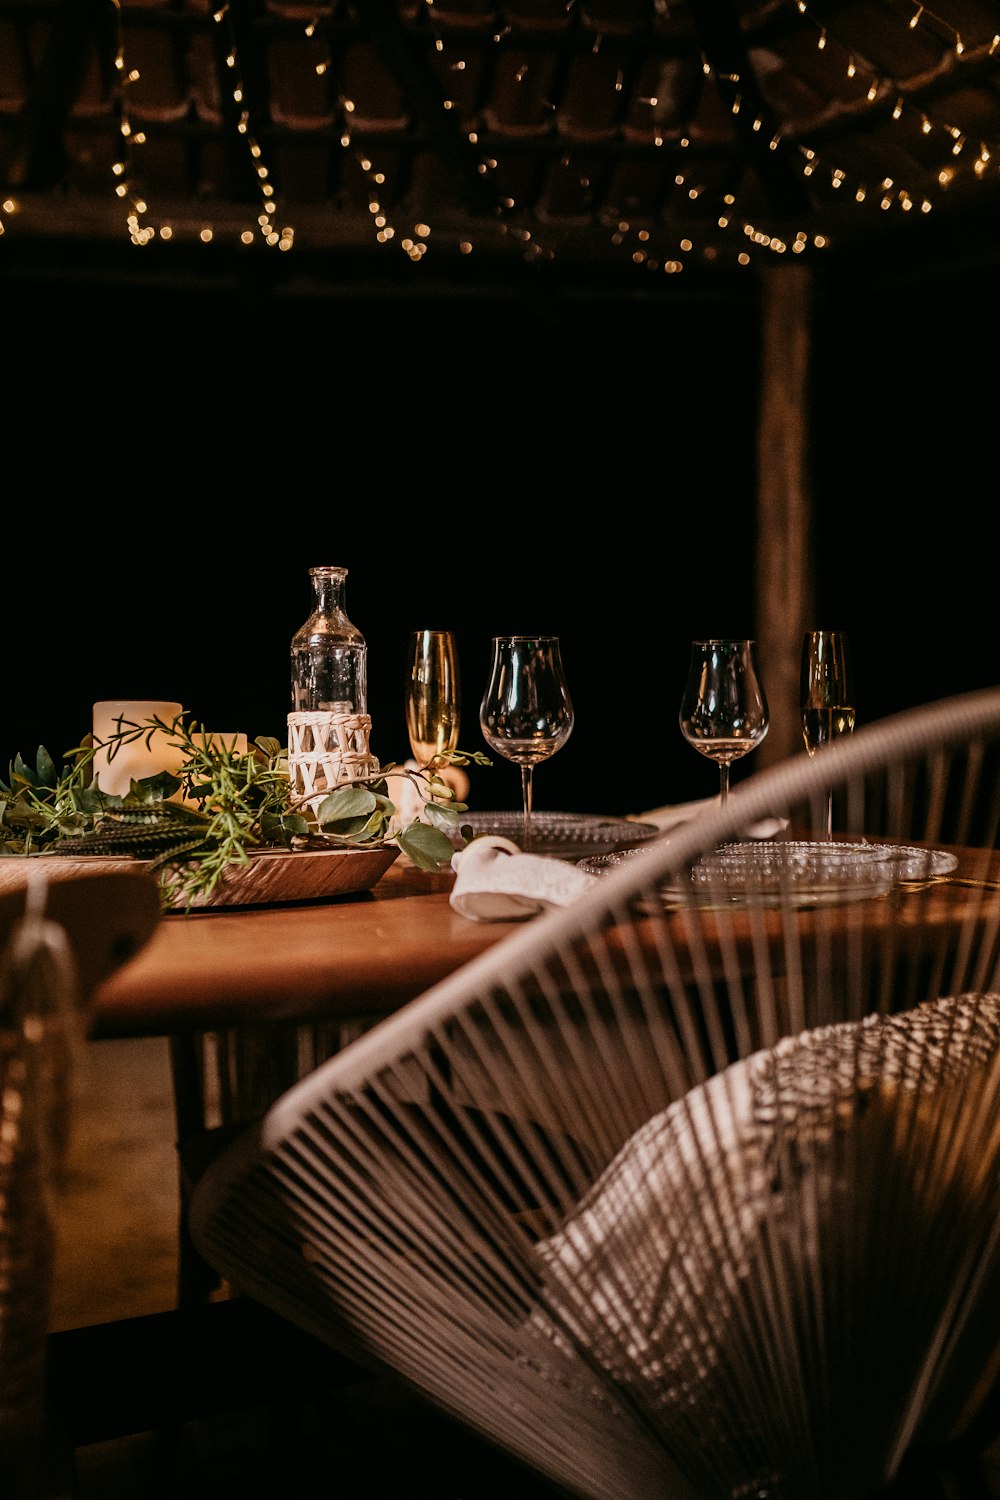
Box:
800, 629, 855, 836
406, 629, 461, 768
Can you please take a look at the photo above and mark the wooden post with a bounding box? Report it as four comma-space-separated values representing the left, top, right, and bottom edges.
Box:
755, 262, 814, 770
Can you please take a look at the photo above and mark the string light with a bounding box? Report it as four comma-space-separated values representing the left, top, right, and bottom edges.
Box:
768, 0, 1000, 235
100, 0, 293, 250
7, 0, 1000, 273
211, 3, 289, 248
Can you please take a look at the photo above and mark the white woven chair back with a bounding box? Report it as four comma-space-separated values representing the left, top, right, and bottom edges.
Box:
192, 688, 1000, 1500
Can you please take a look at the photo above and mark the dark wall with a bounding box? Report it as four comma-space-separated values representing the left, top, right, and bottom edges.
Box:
808, 237, 1000, 734
3, 240, 997, 822
4, 274, 760, 818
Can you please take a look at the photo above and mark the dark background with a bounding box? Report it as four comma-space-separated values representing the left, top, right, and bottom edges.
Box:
3, 237, 996, 820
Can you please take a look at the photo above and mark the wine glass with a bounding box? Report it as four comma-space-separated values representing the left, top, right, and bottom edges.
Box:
406, 629, 461, 768
679, 639, 769, 806
479, 635, 574, 852
800, 630, 855, 836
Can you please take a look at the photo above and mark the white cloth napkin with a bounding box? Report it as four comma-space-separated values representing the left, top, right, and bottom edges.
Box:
630, 796, 719, 832
450, 836, 599, 922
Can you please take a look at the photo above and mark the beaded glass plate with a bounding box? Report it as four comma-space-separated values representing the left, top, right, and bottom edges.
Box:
578, 841, 959, 909
448, 812, 660, 860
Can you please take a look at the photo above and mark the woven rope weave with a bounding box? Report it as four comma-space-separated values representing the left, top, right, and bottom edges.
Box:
287, 710, 380, 810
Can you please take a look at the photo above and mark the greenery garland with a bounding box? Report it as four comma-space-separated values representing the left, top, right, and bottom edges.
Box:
0, 710, 491, 909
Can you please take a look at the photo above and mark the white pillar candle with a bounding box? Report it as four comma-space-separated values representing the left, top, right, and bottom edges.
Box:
92, 700, 185, 796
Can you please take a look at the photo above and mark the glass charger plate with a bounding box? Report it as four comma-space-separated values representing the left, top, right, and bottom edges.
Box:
578, 841, 959, 910
450, 812, 660, 860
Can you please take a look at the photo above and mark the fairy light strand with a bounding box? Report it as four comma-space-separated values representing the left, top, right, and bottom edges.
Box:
103, 0, 294, 249
211, 3, 293, 250
3, 0, 999, 271
108, 0, 154, 245
785, 0, 999, 214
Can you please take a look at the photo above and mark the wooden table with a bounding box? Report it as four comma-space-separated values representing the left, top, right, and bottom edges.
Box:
90, 860, 512, 1040
86, 841, 1000, 1042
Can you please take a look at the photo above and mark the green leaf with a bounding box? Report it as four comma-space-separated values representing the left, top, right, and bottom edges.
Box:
53, 811, 90, 838
12, 752, 44, 789
76, 787, 110, 813
35, 746, 57, 785
124, 771, 183, 805
423, 801, 463, 831
440, 748, 493, 769
396, 820, 457, 872
315, 786, 377, 826
267, 811, 310, 839
319, 811, 385, 841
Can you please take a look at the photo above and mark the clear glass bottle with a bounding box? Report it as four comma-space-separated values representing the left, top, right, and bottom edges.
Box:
290, 566, 368, 714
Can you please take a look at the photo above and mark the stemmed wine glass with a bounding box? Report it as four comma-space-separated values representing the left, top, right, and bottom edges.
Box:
479, 635, 574, 852
679, 639, 769, 806
800, 630, 855, 836
406, 629, 461, 768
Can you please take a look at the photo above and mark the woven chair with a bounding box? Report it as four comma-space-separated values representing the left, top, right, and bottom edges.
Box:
0, 867, 160, 1499
189, 688, 1000, 1500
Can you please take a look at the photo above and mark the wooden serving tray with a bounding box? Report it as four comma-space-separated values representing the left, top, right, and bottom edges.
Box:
0, 845, 401, 911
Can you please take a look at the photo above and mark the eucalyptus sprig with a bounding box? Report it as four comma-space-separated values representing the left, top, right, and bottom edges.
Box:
0, 710, 491, 909
293, 749, 492, 874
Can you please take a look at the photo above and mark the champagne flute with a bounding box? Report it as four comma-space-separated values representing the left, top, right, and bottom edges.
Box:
479, 635, 574, 852
406, 629, 461, 768
800, 630, 855, 836
679, 639, 769, 806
